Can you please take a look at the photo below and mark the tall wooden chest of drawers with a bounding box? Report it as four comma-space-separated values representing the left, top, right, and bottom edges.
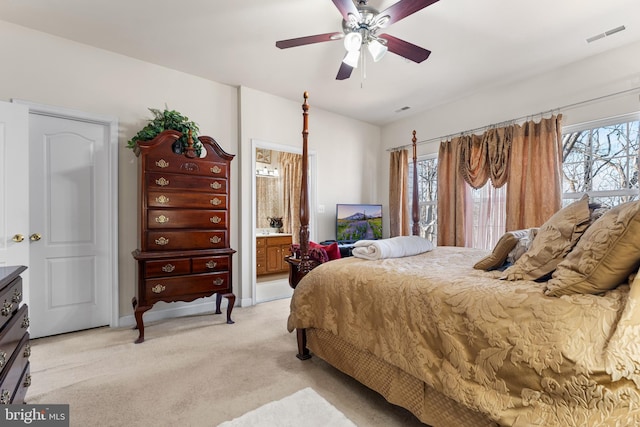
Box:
132, 130, 236, 343
0, 266, 30, 404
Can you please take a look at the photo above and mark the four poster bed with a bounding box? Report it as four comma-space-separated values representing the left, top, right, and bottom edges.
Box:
286, 92, 640, 426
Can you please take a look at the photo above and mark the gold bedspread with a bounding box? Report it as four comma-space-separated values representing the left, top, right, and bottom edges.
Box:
288, 246, 640, 426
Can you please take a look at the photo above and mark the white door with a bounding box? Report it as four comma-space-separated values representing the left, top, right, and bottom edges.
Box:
28, 113, 112, 338
0, 101, 29, 271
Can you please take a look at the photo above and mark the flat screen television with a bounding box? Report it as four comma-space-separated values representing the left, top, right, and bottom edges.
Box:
336, 203, 383, 244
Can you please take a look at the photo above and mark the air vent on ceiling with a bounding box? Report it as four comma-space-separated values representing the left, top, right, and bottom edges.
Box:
586, 25, 626, 43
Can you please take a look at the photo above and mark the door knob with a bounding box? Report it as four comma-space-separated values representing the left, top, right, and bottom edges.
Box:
30, 233, 42, 241
12, 234, 24, 242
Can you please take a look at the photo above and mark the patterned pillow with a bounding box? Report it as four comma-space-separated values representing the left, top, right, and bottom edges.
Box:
545, 200, 640, 296
501, 194, 591, 281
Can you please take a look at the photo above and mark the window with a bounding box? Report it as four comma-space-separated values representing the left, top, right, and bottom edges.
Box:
405, 113, 640, 247
562, 114, 639, 207
408, 155, 437, 242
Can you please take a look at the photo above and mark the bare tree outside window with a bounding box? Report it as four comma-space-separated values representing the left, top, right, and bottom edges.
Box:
563, 118, 639, 207
408, 157, 437, 242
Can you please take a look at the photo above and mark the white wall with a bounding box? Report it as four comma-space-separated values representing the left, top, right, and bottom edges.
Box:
238, 87, 380, 302
382, 40, 640, 153
0, 20, 381, 319
378, 39, 640, 220
0, 20, 239, 320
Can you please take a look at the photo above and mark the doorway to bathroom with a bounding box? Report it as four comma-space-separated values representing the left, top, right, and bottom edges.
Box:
252, 139, 316, 303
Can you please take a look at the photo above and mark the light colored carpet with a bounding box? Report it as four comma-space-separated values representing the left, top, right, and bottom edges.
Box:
26, 298, 426, 426
217, 387, 356, 427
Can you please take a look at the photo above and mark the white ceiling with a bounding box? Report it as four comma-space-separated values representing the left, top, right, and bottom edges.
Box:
1, 0, 639, 125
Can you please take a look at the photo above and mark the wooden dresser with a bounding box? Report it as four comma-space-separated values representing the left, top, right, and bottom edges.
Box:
0, 265, 30, 404
132, 130, 236, 343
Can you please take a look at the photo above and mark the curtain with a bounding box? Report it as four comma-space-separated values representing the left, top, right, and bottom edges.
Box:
470, 184, 507, 250
506, 115, 563, 230
256, 176, 281, 229
280, 152, 302, 244
437, 137, 473, 246
389, 149, 410, 237
437, 115, 562, 247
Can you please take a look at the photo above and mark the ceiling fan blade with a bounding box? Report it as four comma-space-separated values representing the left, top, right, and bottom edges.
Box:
336, 62, 354, 80
377, 0, 439, 28
276, 32, 343, 49
380, 33, 431, 63
331, 0, 360, 21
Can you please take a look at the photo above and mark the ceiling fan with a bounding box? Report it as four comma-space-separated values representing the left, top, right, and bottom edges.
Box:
275, 0, 439, 80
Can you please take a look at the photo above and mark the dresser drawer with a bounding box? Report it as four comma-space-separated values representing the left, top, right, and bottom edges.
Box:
146, 156, 228, 178
146, 231, 227, 250
192, 255, 229, 273
11, 362, 30, 404
144, 272, 230, 300
147, 209, 227, 229
145, 172, 228, 194
147, 191, 228, 210
0, 277, 22, 331
0, 305, 28, 377
144, 259, 191, 277
0, 334, 29, 405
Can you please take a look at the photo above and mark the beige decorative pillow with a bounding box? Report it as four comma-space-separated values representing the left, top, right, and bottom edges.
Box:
501, 194, 591, 281
545, 200, 640, 296
473, 232, 518, 270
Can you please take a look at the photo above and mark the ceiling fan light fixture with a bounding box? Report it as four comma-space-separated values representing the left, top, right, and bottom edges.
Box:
342, 50, 360, 68
368, 38, 387, 62
343, 31, 363, 52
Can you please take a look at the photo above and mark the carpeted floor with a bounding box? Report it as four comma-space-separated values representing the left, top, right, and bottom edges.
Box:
26, 298, 426, 426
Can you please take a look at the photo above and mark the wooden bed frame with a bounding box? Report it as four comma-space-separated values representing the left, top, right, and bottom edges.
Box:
288, 91, 421, 353
287, 93, 496, 426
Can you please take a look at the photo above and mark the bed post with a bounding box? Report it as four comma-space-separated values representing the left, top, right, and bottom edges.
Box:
411, 130, 420, 236
298, 92, 314, 276
289, 92, 313, 360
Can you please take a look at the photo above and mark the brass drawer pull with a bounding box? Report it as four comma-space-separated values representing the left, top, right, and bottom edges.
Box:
155, 177, 169, 186
210, 166, 221, 174
0, 389, 10, 404
210, 216, 221, 224
21, 315, 30, 329
12, 289, 22, 304
151, 284, 166, 294
155, 215, 169, 224
213, 278, 224, 286
210, 181, 222, 190
155, 237, 169, 246
156, 159, 169, 168
1, 301, 12, 317
23, 344, 31, 358
156, 195, 170, 204
162, 264, 176, 273
205, 261, 217, 269
210, 236, 221, 244
210, 197, 222, 206
0, 351, 6, 369
24, 374, 31, 388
